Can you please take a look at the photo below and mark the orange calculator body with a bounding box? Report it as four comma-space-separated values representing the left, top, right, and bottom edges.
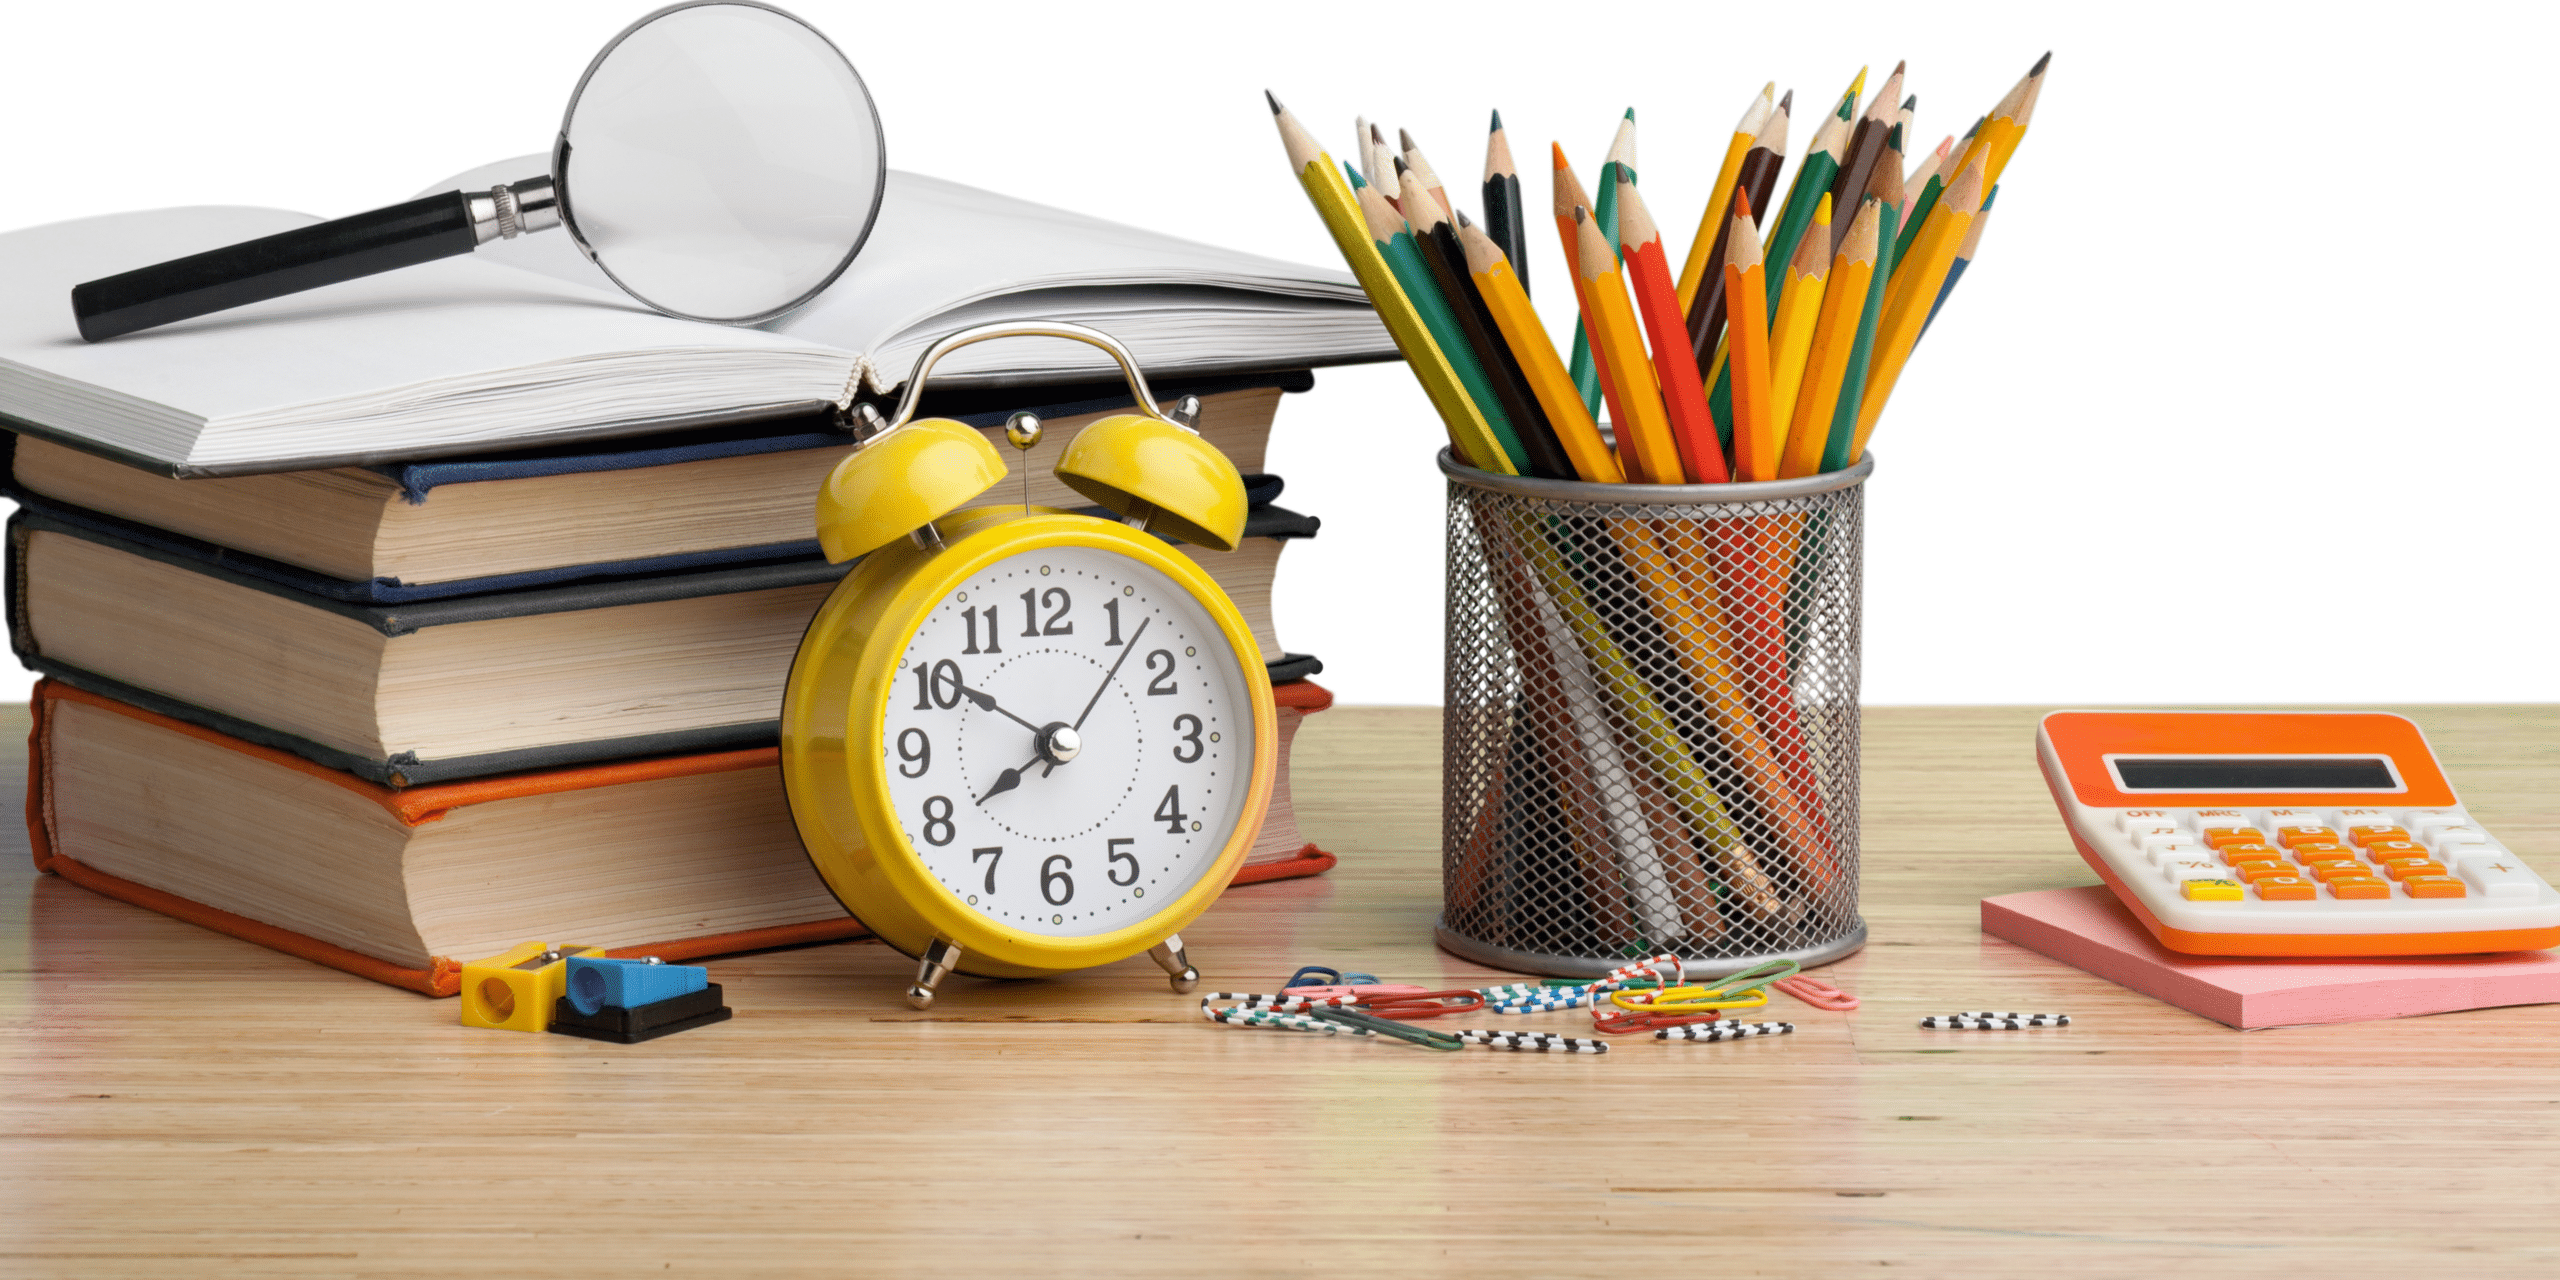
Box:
2037, 711, 2560, 957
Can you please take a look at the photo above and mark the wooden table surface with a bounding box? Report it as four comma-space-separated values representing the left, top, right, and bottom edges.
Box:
5, 705, 2557, 1277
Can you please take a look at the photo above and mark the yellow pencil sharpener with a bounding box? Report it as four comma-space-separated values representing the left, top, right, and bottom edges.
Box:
460, 941, 606, 1032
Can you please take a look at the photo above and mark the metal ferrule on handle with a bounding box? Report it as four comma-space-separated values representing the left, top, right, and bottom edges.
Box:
873, 321, 1191, 440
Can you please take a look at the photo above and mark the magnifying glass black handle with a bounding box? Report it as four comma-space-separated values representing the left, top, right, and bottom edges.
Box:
72, 191, 480, 342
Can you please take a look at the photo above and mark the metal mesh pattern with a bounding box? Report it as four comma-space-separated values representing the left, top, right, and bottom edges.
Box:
1439, 455, 1868, 978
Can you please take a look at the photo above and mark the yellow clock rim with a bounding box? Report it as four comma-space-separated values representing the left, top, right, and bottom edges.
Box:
782, 507, 1278, 977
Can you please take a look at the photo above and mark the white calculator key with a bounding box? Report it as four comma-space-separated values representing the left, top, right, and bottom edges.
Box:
2258, 808, 2327, 830
2402, 809, 2464, 832
2129, 826, 2190, 851
2117, 809, 2181, 834
2334, 808, 2401, 829
2429, 828, 2495, 855
2458, 858, 2544, 901
2162, 857, 2228, 884
2450, 847, 2521, 870
2148, 841, 2211, 867
2190, 809, 2252, 830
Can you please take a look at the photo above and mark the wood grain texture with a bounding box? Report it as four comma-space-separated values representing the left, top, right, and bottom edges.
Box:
4, 703, 2557, 1276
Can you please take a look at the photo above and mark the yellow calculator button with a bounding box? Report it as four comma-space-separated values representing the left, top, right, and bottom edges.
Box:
2203, 828, 2268, 849
2276, 827, 2342, 848
2254, 877, 2317, 900
2328, 878, 2391, 899
2182, 879, 2245, 901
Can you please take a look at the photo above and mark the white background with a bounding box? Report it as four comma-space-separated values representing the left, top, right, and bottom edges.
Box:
5, 1, 2554, 706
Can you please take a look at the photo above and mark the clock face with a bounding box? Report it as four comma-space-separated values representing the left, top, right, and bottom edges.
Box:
878, 542, 1257, 938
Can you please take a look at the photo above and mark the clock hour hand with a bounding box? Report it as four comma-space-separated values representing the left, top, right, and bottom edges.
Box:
975, 752, 1043, 805
1072, 616, 1150, 731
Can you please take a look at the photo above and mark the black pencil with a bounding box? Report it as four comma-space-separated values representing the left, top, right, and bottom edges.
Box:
1482, 110, 1529, 298
1401, 174, 1577, 480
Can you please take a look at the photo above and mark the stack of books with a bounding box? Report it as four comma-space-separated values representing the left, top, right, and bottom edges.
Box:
0, 165, 1389, 995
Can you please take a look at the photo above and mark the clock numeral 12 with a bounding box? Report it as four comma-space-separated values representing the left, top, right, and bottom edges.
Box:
1019, 588, 1072, 637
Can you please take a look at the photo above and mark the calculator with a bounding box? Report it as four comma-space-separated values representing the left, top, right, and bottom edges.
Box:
2036, 711, 2560, 956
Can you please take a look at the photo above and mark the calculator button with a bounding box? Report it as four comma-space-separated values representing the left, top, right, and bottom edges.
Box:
2327, 878, 2391, 899
2253, 877, 2317, 901
2362, 840, 2430, 861
2402, 809, 2464, 833
2402, 876, 2466, 899
2146, 841, 2211, 867
2429, 829, 2495, 855
2378, 858, 2448, 881
2312, 863, 2375, 883
2203, 828, 2268, 849
2216, 842, 2281, 863
2118, 809, 2182, 833
2130, 827, 2192, 852
2347, 826, 2412, 847
2258, 807, 2328, 829
2459, 859, 2544, 901
2182, 879, 2244, 901
2163, 858, 2229, 884
2297, 852, 2362, 869
2236, 863, 2302, 884
2287, 842, 2352, 861
2275, 827, 2341, 848
2336, 808, 2402, 828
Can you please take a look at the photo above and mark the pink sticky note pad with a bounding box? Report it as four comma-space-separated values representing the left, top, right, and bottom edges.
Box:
1981, 885, 2560, 1029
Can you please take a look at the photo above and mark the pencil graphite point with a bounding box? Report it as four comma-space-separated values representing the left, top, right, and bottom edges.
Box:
2032, 50, 2052, 76
1489, 108, 1502, 132
1264, 90, 1283, 115
1777, 89, 1795, 114
1399, 128, 1416, 153
1903, 94, 1917, 111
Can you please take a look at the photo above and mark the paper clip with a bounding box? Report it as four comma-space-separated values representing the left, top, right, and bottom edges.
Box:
1772, 975, 1860, 1011
1282, 983, 1431, 1000
1357, 989, 1486, 1020
1610, 984, 1771, 1013
1589, 1008, 1722, 1035
1284, 965, 1383, 990
1301, 1005, 1465, 1051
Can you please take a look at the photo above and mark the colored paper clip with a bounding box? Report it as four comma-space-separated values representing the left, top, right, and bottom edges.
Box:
1301, 1005, 1466, 1051
1358, 989, 1487, 1020
1284, 966, 1381, 990
1610, 984, 1771, 1013
1282, 983, 1431, 1000
1772, 975, 1860, 1011
1590, 1008, 1722, 1035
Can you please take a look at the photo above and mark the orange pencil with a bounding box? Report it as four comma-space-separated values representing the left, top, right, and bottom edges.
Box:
1569, 205, 1683, 484
1613, 171, 1727, 482
1778, 198, 1879, 479
1720, 192, 1777, 481
1459, 221, 1625, 482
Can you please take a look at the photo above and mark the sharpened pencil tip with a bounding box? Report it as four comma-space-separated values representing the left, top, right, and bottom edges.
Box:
2031, 51, 2051, 75
1264, 90, 1282, 115
1903, 94, 1917, 109
1777, 90, 1795, 112
1399, 128, 1416, 153
1550, 141, 1569, 167
1456, 209, 1473, 227
1623, 107, 1635, 121
1393, 155, 1411, 176
1892, 60, 1907, 76
1573, 205, 1588, 224
1489, 108, 1502, 132
1733, 188, 1753, 219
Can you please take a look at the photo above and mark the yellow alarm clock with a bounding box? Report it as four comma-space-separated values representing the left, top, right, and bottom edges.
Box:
782, 322, 1277, 1009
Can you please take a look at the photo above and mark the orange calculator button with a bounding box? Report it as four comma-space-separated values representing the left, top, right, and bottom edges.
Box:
2276, 827, 2342, 848
2300, 855, 2363, 871
2203, 828, 2267, 849
2218, 843, 2281, 864
2363, 840, 2429, 860
2404, 876, 2466, 899
2182, 879, 2245, 901
2328, 878, 2391, 899
2311, 862, 2374, 883
2348, 826, 2412, 847
2254, 878, 2317, 900
2381, 860, 2448, 881
2232, 862, 2294, 882
2287, 841, 2351, 860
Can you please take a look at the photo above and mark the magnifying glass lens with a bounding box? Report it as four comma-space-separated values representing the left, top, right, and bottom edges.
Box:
563, 3, 883, 323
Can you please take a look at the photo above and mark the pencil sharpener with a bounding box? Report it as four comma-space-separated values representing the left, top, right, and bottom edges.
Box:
565, 956, 707, 1015
460, 941, 606, 1032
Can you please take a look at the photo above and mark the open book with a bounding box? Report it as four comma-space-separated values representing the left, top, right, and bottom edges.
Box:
0, 155, 1390, 475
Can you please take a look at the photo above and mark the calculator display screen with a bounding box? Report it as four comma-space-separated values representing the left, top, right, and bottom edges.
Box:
2109, 757, 2399, 791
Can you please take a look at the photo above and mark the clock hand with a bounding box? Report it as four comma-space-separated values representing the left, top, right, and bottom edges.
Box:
945, 676, 1045, 736
975, 752, 1044, 805
1072, 616, 1149, 731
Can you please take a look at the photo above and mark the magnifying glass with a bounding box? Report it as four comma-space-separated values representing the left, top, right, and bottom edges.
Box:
69, 0, 884, 343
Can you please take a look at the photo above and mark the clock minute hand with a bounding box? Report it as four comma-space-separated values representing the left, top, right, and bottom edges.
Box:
949, 678, 1045, 736
1072, 616, 1150, 731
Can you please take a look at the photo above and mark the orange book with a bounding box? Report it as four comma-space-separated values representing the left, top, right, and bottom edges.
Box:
1233, 678, 1340, 885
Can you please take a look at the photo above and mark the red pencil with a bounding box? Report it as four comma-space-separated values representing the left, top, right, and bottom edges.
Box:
1611, 171, 1726, 482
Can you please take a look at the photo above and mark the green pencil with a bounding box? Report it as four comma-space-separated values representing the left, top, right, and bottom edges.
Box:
1353, 174, 1531, 472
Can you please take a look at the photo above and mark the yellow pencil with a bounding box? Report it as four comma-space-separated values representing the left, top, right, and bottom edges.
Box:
1764, 193, 1831, 445
1720, 196, 1777, 482
1977, 52, 2049, 188
1676, 83, 1772, 312
1459, 221, 1625, 482
1572, 206, 1684, 484
1778, 198, 1878, 479
1853, 153, 1982, 459
1267, 93, 1512, 473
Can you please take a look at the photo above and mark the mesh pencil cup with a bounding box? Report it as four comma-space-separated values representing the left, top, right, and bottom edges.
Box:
1438, 449, 1872, 979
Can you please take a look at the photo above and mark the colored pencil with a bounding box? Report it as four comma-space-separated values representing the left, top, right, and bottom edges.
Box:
1399, 128, 1455, 222
1971, 52, 2049, 190
1357, 178, 1533, 472
1896, 93, 1916, 146
1778, 198, 1879, 479
1828, 61, 1902, 251
1818, 194, 1895, 475
1460, 221, 1623, 482
1852, 154, 1975, 462
1683, 90, 1790, 386
1720, 193, 1777, 481
1570, 205, 1684, 484
1564, 110, 1639, 420
1922, 185, 1996, 338
1552, 144, 1608, 421
1677, 84, 1772, 313
1267, 94, 1510, 472
1772, 72, 1858, 243
1482, 110, 1529, 298
1905, 134, 1953, 212
1406, 189, 1577, 480
1764, 193, 1832, 444
1613, 172, 1727, 483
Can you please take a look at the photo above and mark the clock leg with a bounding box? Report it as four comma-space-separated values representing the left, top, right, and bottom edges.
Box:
906, 937, 963, 1010
1145, 933, 1200, 993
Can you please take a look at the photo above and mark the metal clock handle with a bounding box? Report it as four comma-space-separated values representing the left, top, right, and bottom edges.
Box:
861, 321, 1198, 440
